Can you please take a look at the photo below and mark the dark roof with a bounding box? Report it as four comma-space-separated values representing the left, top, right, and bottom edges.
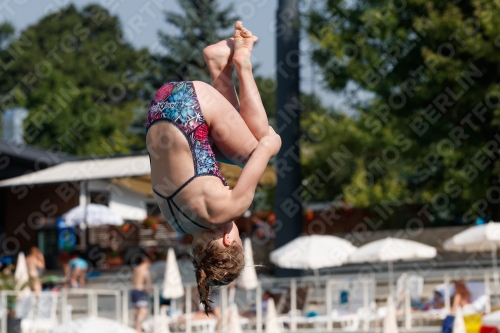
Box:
0, 140, 76, 166
0, 140, 78, 181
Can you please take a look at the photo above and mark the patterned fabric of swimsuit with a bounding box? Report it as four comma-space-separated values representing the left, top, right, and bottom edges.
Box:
146, 81, 227, 185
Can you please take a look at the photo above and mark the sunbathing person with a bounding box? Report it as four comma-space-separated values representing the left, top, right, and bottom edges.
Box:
146, 21, 281, 313
451, 280, 471, 312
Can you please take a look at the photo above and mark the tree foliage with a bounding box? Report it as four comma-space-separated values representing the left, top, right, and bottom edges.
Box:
153, 0, 237, 85
307, 0, 500, 222
0, 5, 149, 155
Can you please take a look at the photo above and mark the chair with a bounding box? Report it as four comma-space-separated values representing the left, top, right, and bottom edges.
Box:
276, 286, 311, 315
463, 281, 489, 314
396, 273, 424, 305
20, 292, 59, 333
331, 307, 374, 332
274, 285, 312, 330
310, 278, 377, 331
142, 287, 219, 333
434, 280, 488, 313
414, 280, 489, 322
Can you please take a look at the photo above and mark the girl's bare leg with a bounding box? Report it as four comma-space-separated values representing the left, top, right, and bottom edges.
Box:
203, 39, 239, 110
195, 80, 258, 167
203, 40, 242, 164
232, 21, 270, 141
203, 22, 269, 141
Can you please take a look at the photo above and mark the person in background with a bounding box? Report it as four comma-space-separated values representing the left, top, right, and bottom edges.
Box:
250, 216, 275, 241
428, 290, 445, 309
64, 255, 89, 289
451, 280, 471, 312
241, 290, 273, 318
131, 256, 152, 333
254, 290, 272, 316
26, 247, 45, 296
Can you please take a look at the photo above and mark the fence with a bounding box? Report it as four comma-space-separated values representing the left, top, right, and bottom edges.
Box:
0, 269, 498, 332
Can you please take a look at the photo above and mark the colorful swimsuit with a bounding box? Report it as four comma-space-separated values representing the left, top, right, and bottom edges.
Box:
146, 81, 227, 234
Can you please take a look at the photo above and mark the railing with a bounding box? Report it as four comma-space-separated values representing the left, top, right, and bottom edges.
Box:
0, 269, 498, 333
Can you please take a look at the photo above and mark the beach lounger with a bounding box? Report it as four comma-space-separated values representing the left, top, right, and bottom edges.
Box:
414, 280, 489, 323
292, 278, 377, 331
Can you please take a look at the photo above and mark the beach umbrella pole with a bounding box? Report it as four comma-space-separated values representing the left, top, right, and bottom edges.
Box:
256, 283, 262, 333
122, 289, 129, 325
492, 246, 499, 304
154, 285, 160, 317
84, 180, 89, 251
388, 261, 394, 298
444, 274, 451, 313
485, 272, 492, 313
291, 278, 297, 332
363, 278, 370, 331
313, 269, 320, 288
185, 287, 192, 333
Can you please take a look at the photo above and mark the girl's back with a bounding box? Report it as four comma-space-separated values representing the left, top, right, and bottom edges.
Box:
146, 82, 229, 233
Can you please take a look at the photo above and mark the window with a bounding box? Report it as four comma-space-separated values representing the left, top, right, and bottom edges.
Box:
90, 191, 109, 206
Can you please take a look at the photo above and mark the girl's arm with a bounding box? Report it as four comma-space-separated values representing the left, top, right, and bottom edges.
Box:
36, 258, 44, 269
206, 134, 280, 224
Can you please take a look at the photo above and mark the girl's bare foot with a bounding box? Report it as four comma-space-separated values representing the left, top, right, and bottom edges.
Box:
233, 21, 258, 70
203, 39, 234, 73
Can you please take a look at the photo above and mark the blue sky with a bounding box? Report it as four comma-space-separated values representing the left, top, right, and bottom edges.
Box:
1, 0, 352, 111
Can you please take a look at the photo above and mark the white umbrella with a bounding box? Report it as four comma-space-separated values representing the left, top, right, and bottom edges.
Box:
237, 238, 258, 290
228, 304, 243, 333
270, 235, 357, 270
265, 298, 281, 333
162, 248, 184, 300
349, 237, 437, 296
453, 306, 466, 333
383, 297, 399, 333
50, 316, 136, 333
14, 252, 30, 299
444, 222, 500, 288
62, 204, 123, 227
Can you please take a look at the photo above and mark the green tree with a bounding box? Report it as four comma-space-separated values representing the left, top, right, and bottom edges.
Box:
155, 0, 237, 84
307, 0, 500, 222
0, 5, 149, 155
254, 75, 359, 206
0, 23, 14, 51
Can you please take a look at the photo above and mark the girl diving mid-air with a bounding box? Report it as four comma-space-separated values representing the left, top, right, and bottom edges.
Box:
146, 21, 281, 313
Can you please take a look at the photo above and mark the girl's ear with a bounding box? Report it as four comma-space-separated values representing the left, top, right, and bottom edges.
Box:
222, 231, 232, 247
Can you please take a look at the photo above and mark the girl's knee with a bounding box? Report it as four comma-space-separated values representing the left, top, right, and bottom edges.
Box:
255, 126, 271, 142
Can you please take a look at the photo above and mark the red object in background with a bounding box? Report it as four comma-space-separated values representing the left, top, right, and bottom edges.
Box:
267, 213, 276, 224
480, 326, 499, 333
305, 210, 314, 221
122, 223, 131, 232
